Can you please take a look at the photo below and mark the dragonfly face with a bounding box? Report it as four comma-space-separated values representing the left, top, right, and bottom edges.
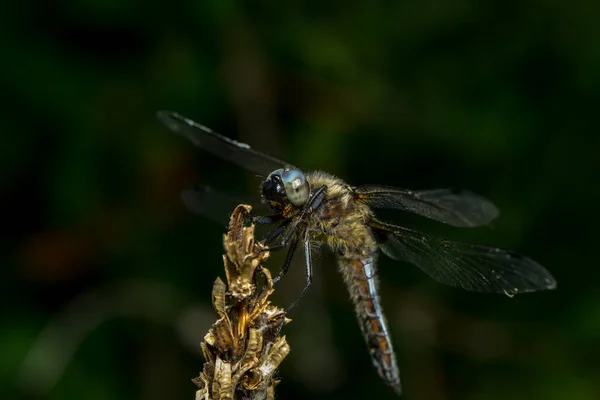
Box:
262, 168, 311, 211
158, 110, 557, 396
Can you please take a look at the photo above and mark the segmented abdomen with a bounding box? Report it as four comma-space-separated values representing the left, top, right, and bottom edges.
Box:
339, 255, 401, 395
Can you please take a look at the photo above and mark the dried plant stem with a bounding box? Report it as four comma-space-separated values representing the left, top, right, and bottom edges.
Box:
193, 205, 290, 400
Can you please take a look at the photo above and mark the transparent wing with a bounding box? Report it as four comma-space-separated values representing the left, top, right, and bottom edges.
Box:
355, 185, 499, 227
181, 185, 266, 226
371, 220, 556, 295
157, 111, 291, 176
180, 186, 239, 225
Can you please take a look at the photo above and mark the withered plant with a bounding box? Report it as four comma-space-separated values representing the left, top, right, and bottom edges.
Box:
194, 205, 290, 400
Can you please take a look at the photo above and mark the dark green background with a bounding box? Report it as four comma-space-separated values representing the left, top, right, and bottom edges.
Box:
2, 1, 598, 399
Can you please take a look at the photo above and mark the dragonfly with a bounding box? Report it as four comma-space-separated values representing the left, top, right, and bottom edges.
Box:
157, 111, 556, 396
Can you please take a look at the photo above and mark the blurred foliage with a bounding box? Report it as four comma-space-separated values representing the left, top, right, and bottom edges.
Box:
1, 0, 599, 399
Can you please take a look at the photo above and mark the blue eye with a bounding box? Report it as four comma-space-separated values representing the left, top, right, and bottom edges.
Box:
281, 169, 310, 207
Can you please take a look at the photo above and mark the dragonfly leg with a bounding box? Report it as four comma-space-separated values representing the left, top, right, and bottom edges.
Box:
306, 185, 328, 211
287, 235, 313, 311
260, 186, 326, 298
273, 235, 300, 284
265, 185, 328, 251
265, 218, 300, 251
253, 214, 284, 225
262, 220, 290, 247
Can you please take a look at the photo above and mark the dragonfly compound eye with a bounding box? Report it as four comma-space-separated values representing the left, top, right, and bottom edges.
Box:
282, 169, 310, 207
262, 168, 287, 204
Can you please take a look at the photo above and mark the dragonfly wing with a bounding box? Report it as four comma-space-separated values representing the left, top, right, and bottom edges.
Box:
355, 185, 499, 227
181, 185, 262, 226
371, 220, 556, 295
157, 111, 291, 176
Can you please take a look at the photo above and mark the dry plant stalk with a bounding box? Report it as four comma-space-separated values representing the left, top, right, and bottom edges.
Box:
193, 204, 291, 400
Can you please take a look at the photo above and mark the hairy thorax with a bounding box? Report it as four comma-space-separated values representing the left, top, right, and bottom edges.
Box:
305, 171, 377, 258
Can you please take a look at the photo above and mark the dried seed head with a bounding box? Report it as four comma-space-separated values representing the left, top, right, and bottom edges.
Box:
195, 205, 290, 400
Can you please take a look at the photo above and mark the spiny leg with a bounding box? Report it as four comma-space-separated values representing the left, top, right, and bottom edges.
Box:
305, 185, 327, 210
252, 213, 298, 284
273, 234, 300, 284
265, 185, 328, 252
253, 214, 283, 225
287, 235, 313, 311
258, 185, 326, 304
263, 220, 290, 247
264, 220, 301, 252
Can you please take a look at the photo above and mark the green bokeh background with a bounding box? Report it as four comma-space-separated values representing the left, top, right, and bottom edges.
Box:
2, 1, 599, 399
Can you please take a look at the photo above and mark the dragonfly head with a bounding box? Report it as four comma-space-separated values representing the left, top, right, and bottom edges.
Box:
262, 168, 310, 211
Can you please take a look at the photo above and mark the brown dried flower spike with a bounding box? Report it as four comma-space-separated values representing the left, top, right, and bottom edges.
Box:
194, 205, 291, 400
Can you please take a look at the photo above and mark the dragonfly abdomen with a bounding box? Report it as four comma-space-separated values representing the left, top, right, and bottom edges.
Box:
339, 255, 401, 395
